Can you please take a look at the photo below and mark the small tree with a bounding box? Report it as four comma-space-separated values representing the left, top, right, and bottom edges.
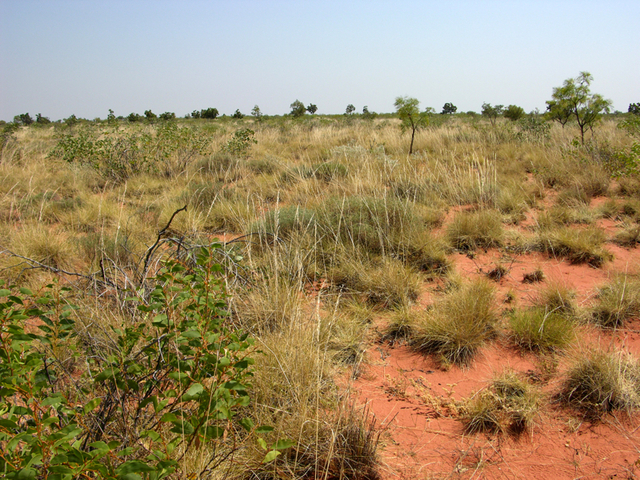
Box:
441, 103, 457, 115
36, 113, 51, 125
232, 109, 244, 119
159, 111, 176, 121
547, 72, 612, 144
306, 103, 318, 115
481, 103, 504, 126
191, 110, 202, 119
13, 113, 34, 126
394, 96, 428, 155
629, 103, 640, 116
144, 110, 157, 122
251, 105, 262, 120
345, 104, 356, 115
362, 105, 376, 120
201, 107, 219, 119
504, 105, 525, 121
290, 100, 306, 118
64, 114, 78, 129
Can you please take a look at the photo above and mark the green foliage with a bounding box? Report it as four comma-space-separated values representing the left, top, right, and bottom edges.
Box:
144, 110, 157, 122
509, 308, 574, 352
306, 103, 318, 115
394, 96, 428, 154
232, 109, 244, 119
0, 249, 276, 478
13, 113, 34, 126
504, 105, 525, 121
201, 108, 219, 120
251, 105, 262, 119
441, 102, 457, 114
222, 128, 257, 157
446, 209, 504, 251
546, 72, 612, 144
362, 106, 376, 120
628, 103, 640, 115
35, 113, 51, 125
290, 100, 306, 118
345, 104, 356, 115
481, 103, 504, 126
591, 275, 640, 328
159, 112, 176, 121
127, 112, 142, 123
64, 114, 78, 128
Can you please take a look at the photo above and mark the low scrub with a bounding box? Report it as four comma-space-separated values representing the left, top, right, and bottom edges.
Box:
560, 349, 640, 418
591, 275, 640, 328
411, 280, 498, 365
538, 226, 611, 267
509, 308, 575, 352
464, 371, 540, 435
446, 209, 504, 251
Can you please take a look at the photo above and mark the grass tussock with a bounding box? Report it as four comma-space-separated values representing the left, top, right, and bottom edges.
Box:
464, 371, 540, 435
509, 308, 575, 352
446, 209, 504, 251
410, 279, 498, 365
561, 349, 640, 418
538, 226, 611, 267
591, 275, 640, 328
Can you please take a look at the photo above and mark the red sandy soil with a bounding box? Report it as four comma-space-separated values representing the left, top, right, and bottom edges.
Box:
348, 199, 640, 479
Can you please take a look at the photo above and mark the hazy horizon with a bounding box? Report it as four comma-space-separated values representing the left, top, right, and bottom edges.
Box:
1, 0, 638, 122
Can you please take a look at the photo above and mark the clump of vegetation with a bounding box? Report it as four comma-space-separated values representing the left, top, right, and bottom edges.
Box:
411, 280, 498, 365
509, 308, 575, 352
560, 349, 640, 418
463, 371, 540, 435
446, 209, 504, 251
535, 281, 577, 316
591, 275, 640, 328
538, 226, 611, 267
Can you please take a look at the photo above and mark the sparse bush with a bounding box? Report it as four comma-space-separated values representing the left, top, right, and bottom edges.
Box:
411, 280, 498, 365
561, 349, 640, 418
446, 209, 504, 251
464, 371, 540, 435
509, 308, 574, 352
538, 226, 610, 267
222, 128, 257, 157
591, 275, 640, 328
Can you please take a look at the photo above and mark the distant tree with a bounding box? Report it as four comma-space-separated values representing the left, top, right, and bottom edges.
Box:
251, 105, 262, 120
547, 71, 611, 144
159, 111, 176, 121
362, 105, 376, 120
64, 114, 78, 128
13, 113, 34, 126
394, 96, 428, 155
35, 113, 50, 125
232, 109, 244, 119
306, 103, 318, 115
144, 110, 157, 122
290, 100, 306, 118
191, 110, 202, 119
481, 103, 504, 126
127, 113, 142, 123
629, 103, 640, 116
345, 104, 356, 115
201, 108, 219, 119
441, 103, 457, 115
504, 105, 525, 121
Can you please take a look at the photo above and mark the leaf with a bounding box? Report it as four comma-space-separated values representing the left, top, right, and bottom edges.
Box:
263, 450, 281, 463
274, 439, 294, 450
255, 425, 274, 434
16, 468, 37, 480
116, 460, 156, 474
257, 437, 268, 451
83, 398, 101, 414
184, 383, 204, 398
239, 417, 254, 432
95, 367, 121, 382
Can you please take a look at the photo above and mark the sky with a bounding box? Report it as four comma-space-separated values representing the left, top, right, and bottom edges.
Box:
1, 0, 638, 121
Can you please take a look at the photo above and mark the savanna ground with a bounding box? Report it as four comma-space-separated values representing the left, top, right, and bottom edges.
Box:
2, 112, 640, 479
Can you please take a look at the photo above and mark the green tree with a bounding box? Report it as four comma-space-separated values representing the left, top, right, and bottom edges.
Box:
481, 103, 504, 126
629, 103, 640, 116
504, 105, 525, 121
306, 103, 318, 115
345, 104, 356, 115
144, 109, 157, 122
13, 113, 34, 126
127, 112, 142, 122
201, 107, 219, 119
64, 114, 78, 129
251, 105, 262, 119
362, 105, 376, 120
35, 113, 51, 125
547, 72, 612, 144
232, 109, 244, 119
394, 96, 428, 155
159, 111, 176, 121
441, 103, 457, 114
290, 100, 306, 118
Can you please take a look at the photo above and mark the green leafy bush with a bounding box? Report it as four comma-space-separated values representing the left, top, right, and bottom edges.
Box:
0, 246, 278, 478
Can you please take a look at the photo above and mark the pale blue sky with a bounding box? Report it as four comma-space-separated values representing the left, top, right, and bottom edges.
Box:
1, 0, 638, 121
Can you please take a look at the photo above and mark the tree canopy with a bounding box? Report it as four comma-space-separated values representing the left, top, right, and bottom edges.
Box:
394, 96, 428, 155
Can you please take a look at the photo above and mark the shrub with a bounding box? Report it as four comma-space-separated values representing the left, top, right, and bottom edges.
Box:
0, 247, 275, 478
411, 280, 498, 365
464, 371, 540, 435
538, 226, 611, 267
560, 349, 640, 418
222, 128, 257, 157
